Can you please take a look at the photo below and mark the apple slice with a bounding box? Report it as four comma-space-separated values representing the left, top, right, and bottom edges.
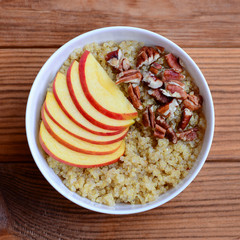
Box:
41, 107, 122, 155
44, 92, 128, 145
53, 72, 122, 136
67, 60, 135, 130
79, 51, 138, 120
39, 122, 125, 168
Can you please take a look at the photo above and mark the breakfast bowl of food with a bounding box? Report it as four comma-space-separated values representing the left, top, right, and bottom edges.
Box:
25, 26, 214, 214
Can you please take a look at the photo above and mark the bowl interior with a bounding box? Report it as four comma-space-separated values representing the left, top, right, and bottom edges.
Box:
26, 27, 214, 214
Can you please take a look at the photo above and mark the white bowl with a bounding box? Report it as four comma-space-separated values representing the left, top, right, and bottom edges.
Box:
26, 26, 214, 214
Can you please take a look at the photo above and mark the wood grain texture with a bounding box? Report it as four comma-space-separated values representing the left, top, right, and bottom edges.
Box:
0, 162, 239, 240
0, 48, 239, 162
0, 0, 239, 48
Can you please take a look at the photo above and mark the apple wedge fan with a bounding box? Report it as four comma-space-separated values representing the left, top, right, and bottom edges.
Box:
39, 51, 137, 167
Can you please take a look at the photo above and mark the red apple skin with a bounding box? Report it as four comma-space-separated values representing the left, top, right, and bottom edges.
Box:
39, 133, 121, 168
79, 50, 138, 120
66, 61, 133, 131
41, 107, 121, 155
44, 102, 128, 145
52, 75, 124, 136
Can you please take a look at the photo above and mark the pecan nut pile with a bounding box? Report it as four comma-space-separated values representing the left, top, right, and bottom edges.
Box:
105, 45, 203, 143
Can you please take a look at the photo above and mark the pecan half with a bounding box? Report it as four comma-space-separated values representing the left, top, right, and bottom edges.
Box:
183, 94, 203, 111
165, 53, 183, 73
142, 71, 163, 89
156, 116, 170, 129
178, 108, 192, 131
153, 124, 166, 139
116, 69, 142, 85
155, 46, 165, 54
128, 83, 143, 110
165, 79, 185, 88
176, 127, 198, 141
136, 46, 160, 68
142, 105, 155, 128
156, 99, 179, 118
161, 85, 187, 99
149, 62, 162, 75
148, 89, 171, 105
166, 127, 178, 144
155, 116, 177, 143
162, 80, 187, 99
162, 69, 185, 81
105, 49, 130, 71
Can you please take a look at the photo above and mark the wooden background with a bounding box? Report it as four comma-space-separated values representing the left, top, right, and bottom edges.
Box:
0, 0, 240, 239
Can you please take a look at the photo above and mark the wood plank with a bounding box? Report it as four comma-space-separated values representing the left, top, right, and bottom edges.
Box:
0, 0, 239, 48
0, 161, 239, 239
0, 48, 239, 162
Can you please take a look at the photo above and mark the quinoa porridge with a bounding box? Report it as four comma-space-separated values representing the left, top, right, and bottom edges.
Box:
45, 41, 206, 206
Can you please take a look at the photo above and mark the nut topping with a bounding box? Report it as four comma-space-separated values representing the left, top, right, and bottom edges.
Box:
166, 127, 178, 144
153, 124, 166, 139
162, 69, 185, 81
183, 94, 203, 111
106, 45, 203, 145
162, 83, 187, 99
149, 62, 162, 75
128, 83, 143, 110
142, 105, 155, 128
148, 89, 171, 105
105, 49, 130, 71
136, 46, 160, 68
142, 71, 163, 89
155, 46, 165, 54
178, 108, 192, 131
156, 116, 170, 129
116, 69, 142, 85
165, 53, 183, 73
176, 128, 198, 141
156, 99, 179, 118
165, 79, 185, 88
155, 116, 177, 143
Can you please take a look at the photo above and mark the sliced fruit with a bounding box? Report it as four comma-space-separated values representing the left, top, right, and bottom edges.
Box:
67, 60, 135, 130
44, 92, 128, 145
79, 51, 138, 120
53, 72, 122, 136
39, 122, 125, 168
41, 107, 122, 155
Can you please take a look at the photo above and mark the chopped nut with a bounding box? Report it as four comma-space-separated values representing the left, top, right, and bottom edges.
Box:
178, 108, 192, 131
136, 46, 160, 68
142, 105, 155, 128
148, 89, 171, 104
133, 84, 141, 99
154, 124, 166, 139
176, 127, 198, 141
156, 99, 179, 118
165, 79, 185, 88
162, 69, 185, 81
183, 94, 202, 111
162, 83, 187, 99
155, 116, 177, 143
155, 46, 165, 54
128, 83, 143, 110
156, 116, 170, 129
142, 71, 163, 89
165, 53, 183, 73
149, 62, 162, 75
105, 49, 130, 71
116, 69, 142, 85
166, 127, 178, 144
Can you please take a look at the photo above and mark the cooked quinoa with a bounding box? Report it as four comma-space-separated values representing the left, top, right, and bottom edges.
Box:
47, 41, 206, 206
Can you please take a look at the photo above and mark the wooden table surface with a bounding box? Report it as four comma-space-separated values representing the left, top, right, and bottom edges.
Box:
0, 0, 240, 239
